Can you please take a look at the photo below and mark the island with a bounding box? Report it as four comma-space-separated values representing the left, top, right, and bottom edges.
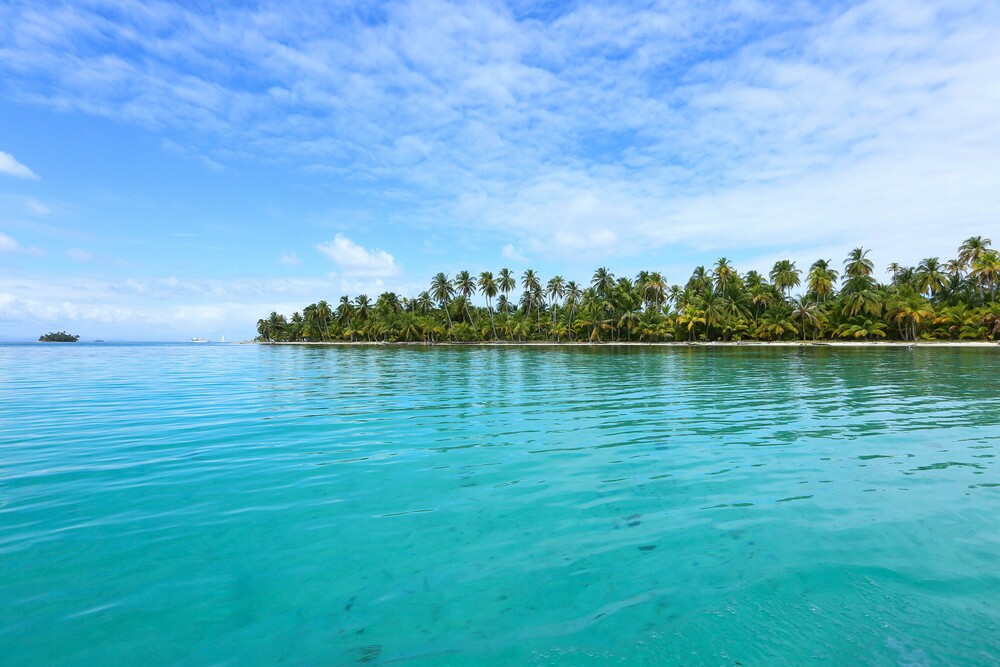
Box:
38, 332, 80, 342
253, 237, 1000, 345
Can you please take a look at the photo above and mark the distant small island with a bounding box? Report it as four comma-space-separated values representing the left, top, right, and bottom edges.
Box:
39, 332, 80, 342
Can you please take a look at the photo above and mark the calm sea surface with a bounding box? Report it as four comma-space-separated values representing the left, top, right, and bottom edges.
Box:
2, 343, 999, 665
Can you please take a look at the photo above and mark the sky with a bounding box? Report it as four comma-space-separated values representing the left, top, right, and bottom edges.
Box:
1, 0, 999, 341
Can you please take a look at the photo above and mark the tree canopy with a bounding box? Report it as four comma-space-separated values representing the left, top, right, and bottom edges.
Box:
256, 237, 1000, 344
38, 331, 80, 342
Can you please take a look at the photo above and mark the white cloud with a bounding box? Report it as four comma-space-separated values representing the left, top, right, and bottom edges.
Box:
160, 138, 224, 171
0, 151, 38, 179
316, 234, 401, 278
66, 247, 93, 261
501, 243, 527, 263
278, 251, 302, 266
0, 0, 998, 269
0, 231, 44, 256
24, 197, 50, 215
0, 275, 351, 340
0, 232, 20, 253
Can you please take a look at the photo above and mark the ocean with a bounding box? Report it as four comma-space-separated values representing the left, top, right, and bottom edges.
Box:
2, 343, 999, 665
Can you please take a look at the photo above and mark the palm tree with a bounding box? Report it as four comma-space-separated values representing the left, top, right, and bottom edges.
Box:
398, 315, 422, 342
971, 250, 1000, 299
592, 267, 615, 298
747, 283, 774, 325
769, 260, 801, 297
261, 311, 286, 342
845, 246, 875, 279
415, 291, 433, 314
757, 311, 798, 341
646, 271, 667, 311
478, 271, 499, 340
744, 270, 764, 288
667, 284, 684, 307
289, 311, 305, 341
888, 293, 933, 341
376, 292, 401, 315
310, 300, 333, 341
550, 321, 569, 342
688, 266, 711, 294
886, 262, 902, 281
336, 296, 355, 329
842, 288, 882, 318
508, 312, 530, 342
635, 271, 651, 308
575, 288, 603, 341
564, 281, 582, 338
915, 257, 947, 299
807, 259, 838, 302
455, 270, 476, 323
675, 303, 706, 341
521, 269, 540, 299
521, 269, 542, 329
699, 286, 728, 340
835, 319, 887, 340
430, 272, 455, 336
958, 236, 992, 273
713, 258, 735, 291
498, 268, 515, 312
546, 275, 566, 330
496, 295, 512, 324
790, 297, 819, 340
354, 295, 373, 339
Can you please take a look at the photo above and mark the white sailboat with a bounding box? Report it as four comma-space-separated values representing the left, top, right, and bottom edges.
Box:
191, 323, 209, 343
219, 335, 226, 343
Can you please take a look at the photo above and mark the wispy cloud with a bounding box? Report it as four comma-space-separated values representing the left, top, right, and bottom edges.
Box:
0, 150, 37, 179
501, 243, 527, 263
1, 0, 998, 270
277, 251, 302, 266
316, 233, 401, 278
0, 232, 21, 253
0, 231, 44, 256
0, 274, 343, 340
160, 138, 224, 171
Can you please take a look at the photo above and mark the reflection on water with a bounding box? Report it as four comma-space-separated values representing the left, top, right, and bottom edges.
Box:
1, 344, 999, 665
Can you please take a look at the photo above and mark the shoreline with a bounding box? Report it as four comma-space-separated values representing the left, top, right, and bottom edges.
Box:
256, 340, 1000, 348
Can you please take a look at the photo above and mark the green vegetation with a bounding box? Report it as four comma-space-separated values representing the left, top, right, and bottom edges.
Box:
39, 331, 80, 342
257, 237, 1000, 344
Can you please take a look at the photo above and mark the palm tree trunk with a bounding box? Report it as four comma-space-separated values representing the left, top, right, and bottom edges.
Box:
487, 299, 497, 341
443, 301, 453, 339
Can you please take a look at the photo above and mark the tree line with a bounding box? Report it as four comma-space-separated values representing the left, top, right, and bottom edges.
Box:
257, 237, 1000, 343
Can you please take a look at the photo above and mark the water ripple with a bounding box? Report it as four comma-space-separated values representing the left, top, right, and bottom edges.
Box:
1, 343, 999, 665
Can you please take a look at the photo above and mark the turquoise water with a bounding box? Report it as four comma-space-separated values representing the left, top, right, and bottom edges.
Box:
2, 344, 999, 665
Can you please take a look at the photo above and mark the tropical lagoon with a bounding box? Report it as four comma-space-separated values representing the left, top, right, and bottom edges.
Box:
2, 342, 999, 665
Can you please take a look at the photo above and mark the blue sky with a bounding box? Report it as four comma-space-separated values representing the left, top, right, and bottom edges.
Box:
1, 0, 999, 341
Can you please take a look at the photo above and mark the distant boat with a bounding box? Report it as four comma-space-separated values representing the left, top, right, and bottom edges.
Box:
191, 338, 209, 343
220, 335, 226, 343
